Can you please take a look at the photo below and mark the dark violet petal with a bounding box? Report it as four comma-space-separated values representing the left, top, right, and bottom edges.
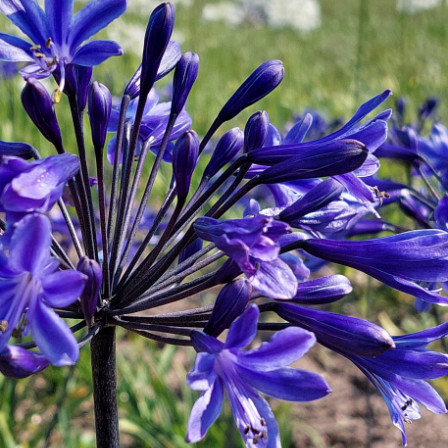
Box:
0, 32, 34, 61
0, 140, 36, 158
186, 379, 224, 443
251, 258, 297, 299
218, 60, 284, 122
393, 321, 448, 348
0, 0, 48, 46
191, 331, 224, 354
0, 345, 49, 378
283, 113, 313, 144
45, 0, 73, 46
9, 214, 51, 273
237, 365, 331, 402
72, 40, 123, 66
204, 278, 251, 337
348, 120, 388, 152
257, 140, 368, 184
302, 230, 448, 283
171, 51, 199, 116
392, 377, 447, 414
88, 81, 112, 149
28, 300, 79, 366
237, 327, 316, 371
325, 90, 392, 142
279, 178, 344, 222
203, 127, 244, 179
292, 275, 352, 304
68, 0, 127, 50
172, 130, 199, 200
334, 173, 376, 203
276, 303, 395, 357
368, 349, 448, 380
224, 304, 258, 349
244, 110, 270, 152
41, 270, 87, 308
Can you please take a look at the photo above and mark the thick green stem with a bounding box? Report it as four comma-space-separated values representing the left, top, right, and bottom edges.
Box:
90, 326, 119, 448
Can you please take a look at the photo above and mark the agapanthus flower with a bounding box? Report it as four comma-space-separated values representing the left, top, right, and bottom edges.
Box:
0, 0, 126, 91
194, 215, 298, 298
0, 213, 86, 365
340, 323, 448, 445
186, 304, 331, 447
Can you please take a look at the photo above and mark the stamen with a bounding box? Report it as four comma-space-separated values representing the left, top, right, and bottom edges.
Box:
45, 37, 52, 49
0, 320, 8, 332
30, 44, 41, 51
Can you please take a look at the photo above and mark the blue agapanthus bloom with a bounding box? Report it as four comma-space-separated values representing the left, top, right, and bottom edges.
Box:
0, 213, 86, 365
0, 0, 126, 91
187, 304, 330, 447
0, 2, 447, 447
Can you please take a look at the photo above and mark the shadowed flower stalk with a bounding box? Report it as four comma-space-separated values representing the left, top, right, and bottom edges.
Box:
0, 2, 447, 447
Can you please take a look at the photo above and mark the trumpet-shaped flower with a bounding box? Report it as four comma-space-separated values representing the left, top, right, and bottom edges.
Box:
187, 305, 331, 447
0, 214, 86, 365
0, 0, 126, 90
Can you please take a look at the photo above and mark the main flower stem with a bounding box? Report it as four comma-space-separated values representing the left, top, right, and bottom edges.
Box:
90, 326, 119, 448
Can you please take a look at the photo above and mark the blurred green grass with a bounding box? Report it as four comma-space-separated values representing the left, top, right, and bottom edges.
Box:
1, 0, 448, 446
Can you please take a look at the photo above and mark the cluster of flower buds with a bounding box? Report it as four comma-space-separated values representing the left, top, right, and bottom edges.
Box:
0, 1, 447, 446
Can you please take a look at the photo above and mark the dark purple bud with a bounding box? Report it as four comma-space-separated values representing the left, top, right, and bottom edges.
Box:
258, 140, 368, 184
88, 81, 112, 149
140, 2, 175, 98
171, 52, 199, 116
203, 127, 244, 179
21, 79, 62, 148
292, 275, 352, 304
172, 130, 199, 200
276, 303, 395, 357
218, 60, 284, 122
204, 278, 252, 337
0, 140, 37, 159
77, 256, 102, 320
244, 110, 270, 152
0, 345, 50, 378
395, 97, 406, 122
279, 178, 345, 222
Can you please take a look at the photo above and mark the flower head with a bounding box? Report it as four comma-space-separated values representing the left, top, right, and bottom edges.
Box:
0, 0, 126, 91
187, 304, 330, 446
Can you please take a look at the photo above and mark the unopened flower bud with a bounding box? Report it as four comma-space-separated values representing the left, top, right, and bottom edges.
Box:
244, 111, 270, 152
173, 130, 199, 200
218, 60, 284, 122
77, 256, 102, 320
171, 52, 199, 117
88, 81, 112, 149
0, 345, 50, 378
140, 2, 175, 98
21, 78, 63, 149
203, 127, 244, 179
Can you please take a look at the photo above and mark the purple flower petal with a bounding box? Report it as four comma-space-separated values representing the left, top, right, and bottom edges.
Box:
41, 270, 87, 308
237, 365, 331, 402
9, 214, 51, 274
28, 299, 79, 366
237, 327, 316, 371
186, 379, 224, 443
68, 0, 127, 50
224, 304, 258, 349
72, 40, 123, 66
